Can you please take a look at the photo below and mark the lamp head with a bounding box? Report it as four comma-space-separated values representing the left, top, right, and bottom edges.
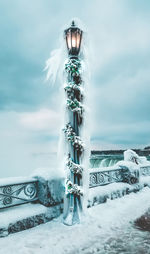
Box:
64, 20, 83, 57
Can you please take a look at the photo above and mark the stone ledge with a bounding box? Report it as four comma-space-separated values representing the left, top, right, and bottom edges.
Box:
0, 203, 63, 237
88, 177, 150, 207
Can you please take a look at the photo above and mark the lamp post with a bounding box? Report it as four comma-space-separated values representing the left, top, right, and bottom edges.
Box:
63, 21, 84, 225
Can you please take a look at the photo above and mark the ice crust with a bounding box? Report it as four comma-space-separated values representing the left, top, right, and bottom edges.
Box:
0, 187, 150, 253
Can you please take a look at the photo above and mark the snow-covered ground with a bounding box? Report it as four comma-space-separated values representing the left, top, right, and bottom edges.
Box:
1, 187, 150, 254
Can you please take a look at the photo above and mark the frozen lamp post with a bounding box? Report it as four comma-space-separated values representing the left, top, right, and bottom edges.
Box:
63, 20, 85, 225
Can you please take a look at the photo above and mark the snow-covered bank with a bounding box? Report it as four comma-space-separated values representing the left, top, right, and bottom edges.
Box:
88, 176, 150, 207
1, 187, 150, 254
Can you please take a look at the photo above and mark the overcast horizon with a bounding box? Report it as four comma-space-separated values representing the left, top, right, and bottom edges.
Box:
0, 0, 150, 177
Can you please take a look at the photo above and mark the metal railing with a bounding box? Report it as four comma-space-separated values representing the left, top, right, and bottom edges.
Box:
89, 168, 123, 188
0, 165, 150, 209
0, 177, 38, 209
89, 165, 150, 188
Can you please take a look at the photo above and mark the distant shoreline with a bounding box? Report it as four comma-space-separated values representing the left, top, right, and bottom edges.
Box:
91, 148, 150, 156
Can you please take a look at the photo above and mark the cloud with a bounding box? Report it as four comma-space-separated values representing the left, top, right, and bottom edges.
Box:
87, 0, 150, 73
90, 59, 150, 147
20, 108, 61, 133
0, 0, 150, 179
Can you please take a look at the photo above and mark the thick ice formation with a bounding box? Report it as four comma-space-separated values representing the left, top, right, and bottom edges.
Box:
124, 149, 149, 165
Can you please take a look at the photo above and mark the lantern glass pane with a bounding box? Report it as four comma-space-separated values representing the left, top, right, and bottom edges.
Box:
67, 32, 71, 49
65, 24, 82, 55
76, 32, 81, 49
72, 32, 76, 48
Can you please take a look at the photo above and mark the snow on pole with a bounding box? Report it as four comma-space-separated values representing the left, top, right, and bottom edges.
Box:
45, 19, 90, 226
62, 20, 89, 225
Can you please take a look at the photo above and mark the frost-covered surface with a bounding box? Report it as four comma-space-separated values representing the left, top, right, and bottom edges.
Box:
0, 203, 62, 238
140, 160, 150, 166
88, 182, 130, 203
1, 188, 150, 253
140, 176, 150, 185
88, 175, 150, 207
116, 160, 140, 172
0, 176, 36, 186
0, 204, 48, 228
124, 149, 150, 166
0, 167, 65, 187
89, 165, 120, 173
36, 176, 64, 207
31, 167, 65, 180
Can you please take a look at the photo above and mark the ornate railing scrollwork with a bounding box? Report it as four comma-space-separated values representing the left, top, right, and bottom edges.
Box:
0, 180, 37, 209
89, 165, 150, 188
89, 169, 123, 188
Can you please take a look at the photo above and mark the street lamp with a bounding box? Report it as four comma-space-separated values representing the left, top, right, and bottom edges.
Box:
63, 21, 85, 225
64, 20, 83, 57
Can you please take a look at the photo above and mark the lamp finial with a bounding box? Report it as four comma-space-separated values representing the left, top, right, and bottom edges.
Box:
71, 20, 75, 27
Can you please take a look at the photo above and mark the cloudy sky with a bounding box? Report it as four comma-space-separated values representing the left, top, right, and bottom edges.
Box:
0, 0, 150, 177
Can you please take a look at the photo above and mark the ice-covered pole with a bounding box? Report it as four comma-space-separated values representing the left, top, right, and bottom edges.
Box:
63, 20, 85, 225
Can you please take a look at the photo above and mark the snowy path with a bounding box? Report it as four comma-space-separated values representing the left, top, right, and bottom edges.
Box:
1, 187, 150, 254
